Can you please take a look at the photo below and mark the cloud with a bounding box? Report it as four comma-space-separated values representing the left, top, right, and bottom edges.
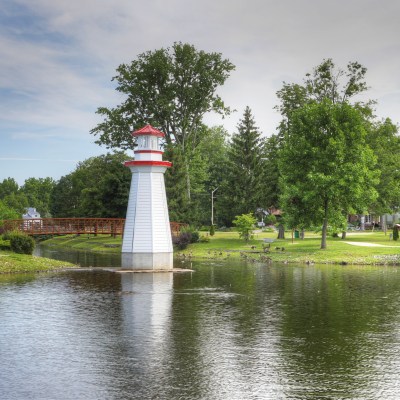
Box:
1, 0, 400, 184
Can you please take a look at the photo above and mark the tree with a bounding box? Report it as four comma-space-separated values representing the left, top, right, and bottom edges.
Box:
367, 118, 400, 218
275, 59, 374, 139
190, 125, 229, 226
20, 177, 56, 217
91, 42, 235, 199
276, 59, 379, 247
278, 100, 378, 249
50, 175, 80, 217
0, 200, 20, 221
51, 152, 131, 218
220, 107, 265, 225
260, 134, 281, 209
233, 213, 257, 241
0, 178, 19, 199
1, 192, 29, 215
393, 225, 399, 241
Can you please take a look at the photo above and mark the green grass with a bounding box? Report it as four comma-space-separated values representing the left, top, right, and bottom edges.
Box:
40, 231, 400, 266
0, 250, 76, 274
42, 234, 122, 252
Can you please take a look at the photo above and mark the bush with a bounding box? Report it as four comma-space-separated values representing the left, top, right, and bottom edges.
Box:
199, 235, 210, 243
181, 226, 200, 243
8, 231, 35, 255
173, 232, 192, 250
393, 225, 399, 241
233, 213, 257, 241
210, 224, 215, 236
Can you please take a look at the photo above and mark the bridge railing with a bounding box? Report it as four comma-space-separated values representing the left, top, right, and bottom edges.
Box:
1, 218, 187, 237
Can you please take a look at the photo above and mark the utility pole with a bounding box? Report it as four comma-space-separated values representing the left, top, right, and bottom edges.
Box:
211, 187, 219, 226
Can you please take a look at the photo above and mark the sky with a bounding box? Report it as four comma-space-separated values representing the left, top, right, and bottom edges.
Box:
1, 0, 399, 185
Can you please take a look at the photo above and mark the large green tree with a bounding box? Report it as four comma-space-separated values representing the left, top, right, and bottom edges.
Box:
51, 152, 131, 218
91, 42, 235, 201
220, 107, 265, 225
165, 125, 229, 225
276, 59, 374, 137
279, 100, 378, 249
0, 178, 28, 216
20, 177, 56, 217
0, 178, 19, 199
275, 59, 380, 244
367, 118, 400, 219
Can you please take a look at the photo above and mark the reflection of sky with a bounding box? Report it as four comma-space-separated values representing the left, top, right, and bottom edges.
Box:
2, 264, 400, 399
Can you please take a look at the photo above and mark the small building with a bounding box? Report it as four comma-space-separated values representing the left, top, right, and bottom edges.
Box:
23, 207, 41, 219
22, 207, 42, 230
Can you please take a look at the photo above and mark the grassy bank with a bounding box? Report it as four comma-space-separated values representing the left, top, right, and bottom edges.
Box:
0, 250, 76, 274
41, 231, 400, 266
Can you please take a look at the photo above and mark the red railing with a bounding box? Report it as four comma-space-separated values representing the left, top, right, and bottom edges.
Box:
1, 218, 187, 237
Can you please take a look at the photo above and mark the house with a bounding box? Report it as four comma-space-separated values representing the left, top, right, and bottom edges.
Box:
22, 207, 42, 230
23, 207, 41, 219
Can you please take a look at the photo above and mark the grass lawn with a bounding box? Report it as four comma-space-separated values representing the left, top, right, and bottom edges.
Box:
0, 250, 76, 274
40, 230, 400, 266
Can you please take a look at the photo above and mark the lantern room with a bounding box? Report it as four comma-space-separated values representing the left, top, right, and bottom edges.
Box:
133, 124, 165, 162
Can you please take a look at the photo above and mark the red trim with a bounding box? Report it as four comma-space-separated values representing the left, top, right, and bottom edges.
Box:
132, 124, 165, 137
134, 150, 163, 154
125, 160, 172, 167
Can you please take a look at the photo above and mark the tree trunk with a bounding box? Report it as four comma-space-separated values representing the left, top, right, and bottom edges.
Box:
185, 160, 191, 200
341, 231, 347, 240
277, 224, 285, 239
321, 200, 328, 249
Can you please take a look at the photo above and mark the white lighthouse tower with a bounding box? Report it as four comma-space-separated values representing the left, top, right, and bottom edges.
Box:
121, 124, 173, 270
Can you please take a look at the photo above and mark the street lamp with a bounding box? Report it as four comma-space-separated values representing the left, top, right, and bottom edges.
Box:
211, 187, 219, 226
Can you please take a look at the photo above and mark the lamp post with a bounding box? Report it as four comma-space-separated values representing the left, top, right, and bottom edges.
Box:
211, 187, 219, 226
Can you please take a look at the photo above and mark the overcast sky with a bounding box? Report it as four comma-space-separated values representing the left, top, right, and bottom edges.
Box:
1, 0, 399, 185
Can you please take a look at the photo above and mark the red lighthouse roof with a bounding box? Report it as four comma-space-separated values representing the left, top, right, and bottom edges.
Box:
132, 124, 165, 137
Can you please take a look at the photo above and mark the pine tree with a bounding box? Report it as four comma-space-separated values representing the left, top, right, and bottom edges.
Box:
220, 107, 264, 225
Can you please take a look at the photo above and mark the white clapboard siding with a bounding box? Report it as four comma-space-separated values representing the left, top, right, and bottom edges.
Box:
151, 173, 172, 252
122, 167, 172, 255
122, 173, 138, 252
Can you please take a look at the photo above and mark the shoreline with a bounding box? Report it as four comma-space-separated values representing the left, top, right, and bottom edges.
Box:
38, 231, 400, 267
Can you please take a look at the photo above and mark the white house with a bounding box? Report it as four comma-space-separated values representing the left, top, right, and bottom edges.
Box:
22, 207, 41, 219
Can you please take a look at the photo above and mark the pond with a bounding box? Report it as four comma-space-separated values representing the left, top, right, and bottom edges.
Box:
1, 246, 400, 399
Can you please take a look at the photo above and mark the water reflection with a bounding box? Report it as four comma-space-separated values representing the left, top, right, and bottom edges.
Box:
2, 256, 400, 399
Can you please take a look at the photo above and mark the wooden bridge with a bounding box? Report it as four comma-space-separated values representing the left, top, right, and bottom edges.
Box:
1, 218, 186, 237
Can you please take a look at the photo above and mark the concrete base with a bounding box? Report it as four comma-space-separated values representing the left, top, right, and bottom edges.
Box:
121, 252, 173, 270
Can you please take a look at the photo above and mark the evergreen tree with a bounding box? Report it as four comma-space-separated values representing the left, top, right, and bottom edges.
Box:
220, 107, 264, 225
164, 145, 190, 223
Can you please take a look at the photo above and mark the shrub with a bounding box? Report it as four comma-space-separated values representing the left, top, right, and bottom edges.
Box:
8, 231, 35, 255
180, 226, 200, 243
393, 225, 399, 241
232, 213, 257, 241
173, 232, 192, 250
210, 224, 215, 236
199, 235, 210, 243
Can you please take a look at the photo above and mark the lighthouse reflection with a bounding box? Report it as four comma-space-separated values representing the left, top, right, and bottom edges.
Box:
120, 272, 173, 363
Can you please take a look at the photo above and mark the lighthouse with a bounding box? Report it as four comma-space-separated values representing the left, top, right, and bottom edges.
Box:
121, 124, 173, 270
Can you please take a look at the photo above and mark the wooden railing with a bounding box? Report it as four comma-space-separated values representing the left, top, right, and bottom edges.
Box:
1, 218, 187, 237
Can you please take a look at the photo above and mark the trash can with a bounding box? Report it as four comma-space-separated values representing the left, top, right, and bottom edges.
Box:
294, 230, 299, 239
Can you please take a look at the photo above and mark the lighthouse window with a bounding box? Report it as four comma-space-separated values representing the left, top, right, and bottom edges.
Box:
138, 136, 145, 148
151, 137, 157, 149
144, 136, 150, 148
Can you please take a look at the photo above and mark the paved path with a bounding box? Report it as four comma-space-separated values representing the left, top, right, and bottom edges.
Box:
344, 241, 399, 248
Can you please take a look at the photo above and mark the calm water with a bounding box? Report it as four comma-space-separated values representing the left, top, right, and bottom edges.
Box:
1, 248, 400, 399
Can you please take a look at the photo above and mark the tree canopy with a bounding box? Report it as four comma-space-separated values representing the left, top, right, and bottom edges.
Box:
279, 100, 378, 248
91, 42, 235, 150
